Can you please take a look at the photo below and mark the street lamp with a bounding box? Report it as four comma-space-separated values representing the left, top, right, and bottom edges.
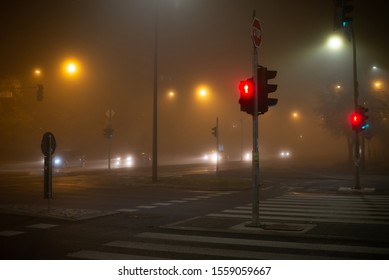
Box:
152, 0, 159, 182
196, 85, 211, 102
167, 91, 175, 99
62, 59, 81, 78
66, 63, 77, 74
327, 35, 343, 50
34, 68, 42, 77
372, 80, 383, 92
291, 111, 299, 120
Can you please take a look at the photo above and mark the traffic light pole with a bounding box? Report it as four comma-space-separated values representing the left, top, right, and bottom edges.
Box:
251, 26, 260, 227
351, 25, 361, 189
215, 117, 220, 176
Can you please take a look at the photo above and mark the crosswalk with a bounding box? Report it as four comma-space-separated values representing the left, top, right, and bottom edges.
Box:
209, 194, 389, 225
68, 194, 389, 260
68, 229, 389, 260
115, 191, 236, 213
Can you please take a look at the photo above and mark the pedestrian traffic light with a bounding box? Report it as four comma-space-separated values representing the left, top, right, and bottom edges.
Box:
238, 78, 255, 115
334, 0, 354, 30
349, 110, 362, 131
37, 84, 44, 101
258, 66, 278, 114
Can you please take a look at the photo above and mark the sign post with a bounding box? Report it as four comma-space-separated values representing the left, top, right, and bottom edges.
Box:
41, 132, 56, 210
251, 13, 261, 227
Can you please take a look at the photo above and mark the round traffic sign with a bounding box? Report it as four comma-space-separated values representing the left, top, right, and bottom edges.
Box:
251, 17, 262, 48
41, 132, 56, 156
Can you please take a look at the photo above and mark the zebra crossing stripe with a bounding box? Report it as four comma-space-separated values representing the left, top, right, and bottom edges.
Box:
283, 194, 389, 201
235, 206, 389, 216
222, 209, 389, 221
68, 250, 165, 260
0, 230, 24, 237
263, 199, 389, 208
207, 194, 389, 225
104, 240, 332, 260
208, 212, 389, 225
135, 232, 389, 256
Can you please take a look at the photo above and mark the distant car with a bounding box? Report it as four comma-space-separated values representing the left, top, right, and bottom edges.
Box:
279, 150, 291, 159
53, 150, 86, 168
202, 151, 227, 163
111, 152, 151, 168
112, 155, 134, 168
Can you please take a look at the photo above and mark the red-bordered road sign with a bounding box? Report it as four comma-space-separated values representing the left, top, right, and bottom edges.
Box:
251, 17, 261, 48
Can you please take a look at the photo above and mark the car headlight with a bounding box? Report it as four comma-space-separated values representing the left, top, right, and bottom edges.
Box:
54, 157, 62, 166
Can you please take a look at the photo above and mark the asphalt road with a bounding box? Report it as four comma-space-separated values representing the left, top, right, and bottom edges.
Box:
1, 160, 389, 259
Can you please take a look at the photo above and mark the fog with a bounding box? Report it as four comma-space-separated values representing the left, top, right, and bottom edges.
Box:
1, 0, 388, 166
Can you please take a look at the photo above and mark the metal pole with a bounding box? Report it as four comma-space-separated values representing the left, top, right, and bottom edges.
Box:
215, 117, 219, 175
108, 136, 111, 170
47, 135, 53, 210
240, 117, 243, 161
251, 10, 260, 227
351, 25, 361, 189
108, 110, 112, 170
152, 1, 159, 182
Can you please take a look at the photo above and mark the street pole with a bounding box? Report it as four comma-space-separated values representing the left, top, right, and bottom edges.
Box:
251, 11, 260, 227
351, 25, 361, 189
107, 110, 113, 170
215, 117, 219, 175
240, 117, 243, 161
152, 0, 159, 183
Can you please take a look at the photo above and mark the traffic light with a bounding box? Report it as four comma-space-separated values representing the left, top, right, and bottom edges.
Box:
211, 126, 218, 137
349, 110, 363, 131
238, 78, 255, 115
359, 106, 369, 130
103, 126, 114, 139
37, 84, 44, 101
334, 0, 354, 30
258, 65, 278, 114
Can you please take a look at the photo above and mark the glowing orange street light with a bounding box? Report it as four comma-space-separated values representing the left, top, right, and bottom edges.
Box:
62, 58, 81, 78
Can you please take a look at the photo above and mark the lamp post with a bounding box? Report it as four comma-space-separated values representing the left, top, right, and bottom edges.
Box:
152, 0, 159, 182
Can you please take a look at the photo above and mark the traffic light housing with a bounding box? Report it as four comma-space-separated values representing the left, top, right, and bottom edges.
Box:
211, 126, 218, 137
103, 126, 114, 139
37, 84, 44, 101
349, 106, 369, 131
258, 66, 278, 114
334, 0, 354, 30
349, 110, 362, 131
238, 78, 255, 115
359, 106, 369, 130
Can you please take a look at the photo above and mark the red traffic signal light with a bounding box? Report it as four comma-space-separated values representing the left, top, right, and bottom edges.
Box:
238, 79, 254, 97
238, 78, 254, 114
349, 111, 362, 130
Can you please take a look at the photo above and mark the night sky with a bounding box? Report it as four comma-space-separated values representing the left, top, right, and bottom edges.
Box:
0, 0, 388, 162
